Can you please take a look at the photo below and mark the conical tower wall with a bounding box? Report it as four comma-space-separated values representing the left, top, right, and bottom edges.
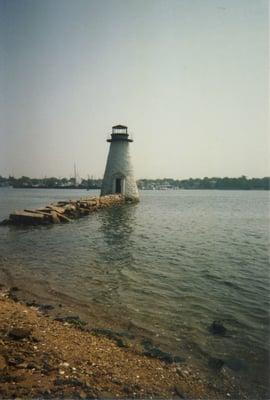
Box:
101, 140, 139, 200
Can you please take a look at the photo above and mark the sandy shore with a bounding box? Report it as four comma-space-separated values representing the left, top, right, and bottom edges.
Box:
0, 288, 226, 399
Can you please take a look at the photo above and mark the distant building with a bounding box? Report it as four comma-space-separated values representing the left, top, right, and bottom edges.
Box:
101, 125, 139, 200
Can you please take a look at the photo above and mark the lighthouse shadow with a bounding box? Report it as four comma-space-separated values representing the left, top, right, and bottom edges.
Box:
98, 204, 137, 264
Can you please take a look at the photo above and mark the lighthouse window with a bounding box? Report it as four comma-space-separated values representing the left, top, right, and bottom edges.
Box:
115, 178, 122, 194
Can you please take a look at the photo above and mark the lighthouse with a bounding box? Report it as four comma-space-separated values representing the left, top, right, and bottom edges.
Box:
101, 124, 139, 201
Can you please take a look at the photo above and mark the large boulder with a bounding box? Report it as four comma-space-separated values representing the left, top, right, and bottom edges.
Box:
209, 320, 227, 335
49, 211, 60, 224
39, 206, 66, 214
57, 213, 71, 223
9, 211, 48, 225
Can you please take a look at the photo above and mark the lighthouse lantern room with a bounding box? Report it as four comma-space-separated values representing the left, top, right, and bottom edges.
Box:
107, 125, 132, 142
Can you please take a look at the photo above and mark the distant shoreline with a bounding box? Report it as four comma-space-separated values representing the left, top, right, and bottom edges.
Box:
5, 186, 99, 190
0, 186, 269, 191
1, 175, 269, 190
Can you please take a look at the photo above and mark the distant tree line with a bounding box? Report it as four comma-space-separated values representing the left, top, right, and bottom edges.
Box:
138, 176, 270, 190
0, 176, 102, 189
0, 175, 269, 190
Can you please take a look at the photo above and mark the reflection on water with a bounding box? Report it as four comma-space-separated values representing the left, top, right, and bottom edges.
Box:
99, 203, 136, 258
0, 188, 269, 398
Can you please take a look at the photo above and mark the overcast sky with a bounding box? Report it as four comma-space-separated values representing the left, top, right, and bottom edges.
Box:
0, 0, 268, 179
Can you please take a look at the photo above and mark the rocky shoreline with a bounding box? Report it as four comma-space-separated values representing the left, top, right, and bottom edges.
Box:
0, 286, 226, 399
0, 194, 133, 226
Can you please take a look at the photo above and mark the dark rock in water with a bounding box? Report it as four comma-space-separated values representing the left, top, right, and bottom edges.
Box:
26, 301, 54, 312
92, 327, 119, 340
173, 355, 185, 363
26, 301, 37, 307
57, 213, 71, 223
40, 304, 54, 312
115, 330, 135, 339
55, 315, 87, 328
225, 358, 247, 371
143, 347, 175, 363
0, 219, 10, 226
141, 337, 154, 350
208, 357, 224, 370
10, 286, 19, 292
9, 211, 49, 225
8, 291, 19, 302
8, 327, 31, 340
78, 208, 90, 216
209, 320, 227, 335
91, 328, 132, 348
115, 337, 129, 348
141, 337, 184, 364
26, 300, 42, 307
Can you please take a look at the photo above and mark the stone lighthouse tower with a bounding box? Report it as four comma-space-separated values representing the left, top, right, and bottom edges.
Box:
101, 124, 139, 200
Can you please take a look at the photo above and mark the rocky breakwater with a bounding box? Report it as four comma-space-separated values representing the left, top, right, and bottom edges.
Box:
0, 195, 129, 226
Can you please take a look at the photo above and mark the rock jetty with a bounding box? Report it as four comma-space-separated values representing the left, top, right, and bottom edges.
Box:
0, 195, 128, 226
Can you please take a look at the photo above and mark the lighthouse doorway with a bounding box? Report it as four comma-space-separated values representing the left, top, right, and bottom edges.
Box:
115, 178, 122, 194
114, 176, 125, 194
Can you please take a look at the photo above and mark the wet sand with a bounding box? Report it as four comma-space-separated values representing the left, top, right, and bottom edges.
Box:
0, 287, 228, 399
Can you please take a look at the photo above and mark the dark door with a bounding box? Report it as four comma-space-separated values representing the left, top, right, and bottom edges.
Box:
115, 178, 122, 193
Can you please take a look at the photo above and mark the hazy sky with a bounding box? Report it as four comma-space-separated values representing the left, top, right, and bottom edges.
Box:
0, 0, 268, 179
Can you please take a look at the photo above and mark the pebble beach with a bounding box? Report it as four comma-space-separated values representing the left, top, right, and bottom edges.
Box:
0, 286, 235, 399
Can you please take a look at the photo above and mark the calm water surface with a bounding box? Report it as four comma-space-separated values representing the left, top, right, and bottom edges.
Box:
0, 188, 269, 397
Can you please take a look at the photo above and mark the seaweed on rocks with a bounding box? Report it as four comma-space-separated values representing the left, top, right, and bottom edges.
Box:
26, 301, 54, 313
91, 328, 130, 348
140, 337, 185, 364
54, 315, 87, 329
208, 357, 225, 370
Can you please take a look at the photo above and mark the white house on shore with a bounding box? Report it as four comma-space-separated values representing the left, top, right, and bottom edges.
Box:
101, 125, 139, 201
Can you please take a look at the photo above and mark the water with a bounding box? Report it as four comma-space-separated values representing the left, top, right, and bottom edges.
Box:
0, 188, 269, 397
